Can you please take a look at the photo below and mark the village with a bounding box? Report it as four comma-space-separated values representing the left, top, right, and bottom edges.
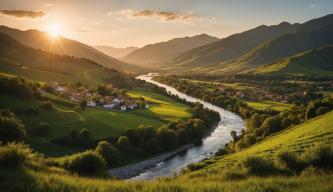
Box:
48, 82, 145, 111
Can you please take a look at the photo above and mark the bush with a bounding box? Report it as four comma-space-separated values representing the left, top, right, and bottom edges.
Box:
0, 143, 31, 167
66, 151, 107, 176
301, 142, 333, 169
116, 136, 131, 151
95, 141, 120, 167
274, 149, 304, 172
0, 116, 27, 142
222, 170, 246, 181
240, 156, 278, 176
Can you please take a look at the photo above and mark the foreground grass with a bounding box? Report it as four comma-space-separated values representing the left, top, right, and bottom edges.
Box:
0, 166, 332, 192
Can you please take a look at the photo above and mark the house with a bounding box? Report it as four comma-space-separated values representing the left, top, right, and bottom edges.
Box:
87, 101, 96, 107
120, 105, 127, 111
56, 86, 65, 92
103, 103, 115, 109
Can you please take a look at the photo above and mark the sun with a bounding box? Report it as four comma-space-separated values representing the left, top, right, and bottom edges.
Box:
47, 22, 62, 38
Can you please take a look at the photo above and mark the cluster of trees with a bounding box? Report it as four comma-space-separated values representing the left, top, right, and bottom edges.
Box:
52, 128, 94, 148
0, 77, 37, 100
0, 109, 27, 143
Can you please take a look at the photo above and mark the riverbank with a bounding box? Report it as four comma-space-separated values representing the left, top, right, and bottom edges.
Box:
108, 144, 194, 179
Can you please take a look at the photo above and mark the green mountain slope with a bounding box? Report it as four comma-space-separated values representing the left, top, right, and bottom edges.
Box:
0, 32, 131, 86
123, 34, 219, 65
170, 14, 333, 74
0, 25, 140, 73
250, 45, 333, 77
183, 110, 333, 179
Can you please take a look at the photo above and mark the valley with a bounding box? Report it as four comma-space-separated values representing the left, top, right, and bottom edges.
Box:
0, 2, 333, 192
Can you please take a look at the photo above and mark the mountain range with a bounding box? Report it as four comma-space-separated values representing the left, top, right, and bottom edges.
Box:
122, 34, 219, 66
93, 45, 138, 58
0, 25, 137, 72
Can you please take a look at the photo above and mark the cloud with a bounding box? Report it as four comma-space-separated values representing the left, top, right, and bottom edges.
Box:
108, 9, 196, 22
0, 9, 46, 19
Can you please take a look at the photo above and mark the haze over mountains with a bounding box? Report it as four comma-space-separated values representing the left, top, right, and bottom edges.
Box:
94, 45, 138, 58
0, 25, 132, 72
122, 34, 219, 65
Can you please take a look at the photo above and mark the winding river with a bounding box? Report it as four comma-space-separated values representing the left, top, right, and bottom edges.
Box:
109, 73, 244, 180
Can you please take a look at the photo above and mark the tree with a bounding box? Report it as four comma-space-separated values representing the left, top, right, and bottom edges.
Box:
116, 136, 131, 151
95, 141, 120, 166
97, 85, 108, 96
260, 116, 282, 135
80, 100, 87, 110
157, 127, 179, 148
246, 113, 263, 130
0, 116, 27, 142
66, 151, 107, 176
230, 130, 238, 142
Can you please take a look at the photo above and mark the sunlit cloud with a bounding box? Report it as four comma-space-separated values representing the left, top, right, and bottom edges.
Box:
107, 9, 197, 22
0, 9, 46, 19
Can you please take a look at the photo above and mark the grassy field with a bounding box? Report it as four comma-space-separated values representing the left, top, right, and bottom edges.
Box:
246, 100, 292, 112
0, 89, 191, 156
1, 111, 333, 191
127, 89, 192, 122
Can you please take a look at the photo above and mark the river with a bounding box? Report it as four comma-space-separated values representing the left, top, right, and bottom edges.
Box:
109, 73, 244, 180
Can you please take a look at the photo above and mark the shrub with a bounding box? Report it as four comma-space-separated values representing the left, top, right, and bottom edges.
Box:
240, 156, 278, 176
244, 133, 256, 146
0, 116, 27, 142
274, 149, 304, 172
66, 151, 107, 176
116, 136, 131, 151
0, 143, 31, 167
95, 141, 120, 167
301, 142, 333, 169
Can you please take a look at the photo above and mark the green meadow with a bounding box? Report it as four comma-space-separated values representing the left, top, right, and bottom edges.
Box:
246, 100, 292, 112
0, 88, 192, 156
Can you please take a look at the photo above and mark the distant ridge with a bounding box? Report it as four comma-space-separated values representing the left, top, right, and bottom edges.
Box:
122, 34, 219, 65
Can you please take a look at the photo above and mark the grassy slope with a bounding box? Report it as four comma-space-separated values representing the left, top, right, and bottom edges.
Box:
252, 46, 333, 77
246, 101, 292, 112
0, 88, 191, 156
1, 111, 333, 191
184, 111, 333, 179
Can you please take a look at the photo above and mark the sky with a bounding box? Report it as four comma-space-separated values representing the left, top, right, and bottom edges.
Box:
0, 0, 333, 47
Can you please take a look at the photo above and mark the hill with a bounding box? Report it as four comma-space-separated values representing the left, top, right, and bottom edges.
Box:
170, 14, 333, 72
249, 45, 333, 77
0, 32, 132, 87
1, 111, 332, 191
122, 34, 219, 65
94, 45, 138, 58
0, 25, 139, 73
